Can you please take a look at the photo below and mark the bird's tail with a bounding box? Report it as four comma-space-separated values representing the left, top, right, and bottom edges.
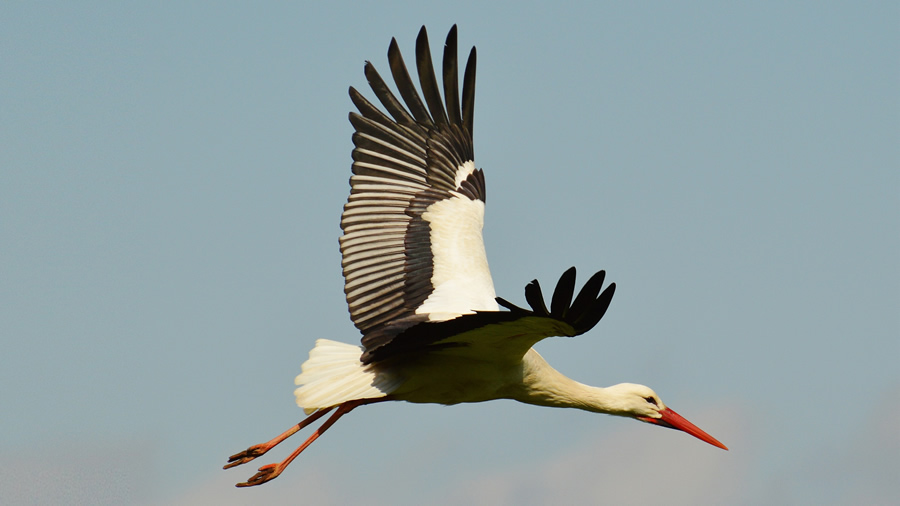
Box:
294, 339, 401, 414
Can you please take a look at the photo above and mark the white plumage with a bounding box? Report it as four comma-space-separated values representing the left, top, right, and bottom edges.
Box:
293, 339, 400, 415
417, 195, 496, 319
225, 25, 727, 488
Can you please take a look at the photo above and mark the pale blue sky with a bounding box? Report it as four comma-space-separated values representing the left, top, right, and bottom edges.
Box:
2, 2, 898, 504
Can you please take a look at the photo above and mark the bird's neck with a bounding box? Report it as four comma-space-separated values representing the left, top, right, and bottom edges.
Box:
509, 349, 631, 416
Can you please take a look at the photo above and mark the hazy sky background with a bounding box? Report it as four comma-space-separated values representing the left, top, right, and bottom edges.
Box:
2, 2, 897, 505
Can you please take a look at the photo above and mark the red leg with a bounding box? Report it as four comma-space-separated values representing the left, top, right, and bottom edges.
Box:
224, 407, 334, 470
232, 397, 388, 487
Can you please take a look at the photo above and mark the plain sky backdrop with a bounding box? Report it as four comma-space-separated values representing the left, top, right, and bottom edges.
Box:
2, 2, 898, 505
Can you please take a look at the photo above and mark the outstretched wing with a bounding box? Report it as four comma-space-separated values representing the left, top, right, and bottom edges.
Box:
341, 26, 497, 352
361, 267, 617, 364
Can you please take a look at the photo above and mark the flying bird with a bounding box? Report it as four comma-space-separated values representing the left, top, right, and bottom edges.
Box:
225, 25, 727, 487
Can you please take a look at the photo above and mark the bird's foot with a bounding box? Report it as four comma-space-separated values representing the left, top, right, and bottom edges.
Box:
223, 444, 269, 469
235, 463, 283, 487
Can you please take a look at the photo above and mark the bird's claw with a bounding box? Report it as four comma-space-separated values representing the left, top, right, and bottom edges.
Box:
223, 444, 268, 469
236, 463, 282, 487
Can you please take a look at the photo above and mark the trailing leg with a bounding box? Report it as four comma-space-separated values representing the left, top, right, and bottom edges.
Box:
224, 407, 334, 470
232, 398, 386, 487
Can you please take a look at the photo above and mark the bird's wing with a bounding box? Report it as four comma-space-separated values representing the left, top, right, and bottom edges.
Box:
361, 267, 616, 364
342, 25, 499, 349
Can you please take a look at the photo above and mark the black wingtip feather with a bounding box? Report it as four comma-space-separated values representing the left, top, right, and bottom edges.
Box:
442, 25, 462, 127
363, 61, 418, 129
524, 279, 549, 316
550, 266, 577, 319
461, 47, 476, 137
515, 269, 616, 336
388, 35, 432, 126
568, 270, 606, 318
495, 296, 527, 313
415, 26, 449, 127
572, 283, 616, 333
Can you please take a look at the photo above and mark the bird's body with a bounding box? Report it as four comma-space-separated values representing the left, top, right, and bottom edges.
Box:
226, 25, 727, 488
395, 346, 648, 415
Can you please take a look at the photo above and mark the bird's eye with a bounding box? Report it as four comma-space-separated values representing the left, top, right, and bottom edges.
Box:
644, 396, 658, 406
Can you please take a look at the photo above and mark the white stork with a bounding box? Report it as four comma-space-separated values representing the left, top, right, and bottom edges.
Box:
225, 25, 727, 487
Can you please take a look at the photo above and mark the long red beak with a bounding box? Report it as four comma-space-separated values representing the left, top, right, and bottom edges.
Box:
639, 408, 728, 450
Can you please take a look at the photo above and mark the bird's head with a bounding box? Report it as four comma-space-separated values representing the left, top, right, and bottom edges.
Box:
606, 383, 728, 450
